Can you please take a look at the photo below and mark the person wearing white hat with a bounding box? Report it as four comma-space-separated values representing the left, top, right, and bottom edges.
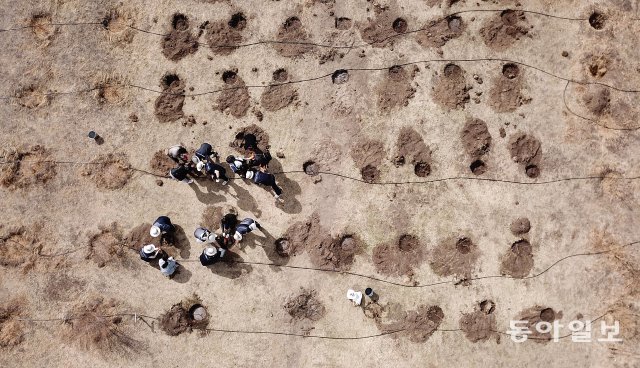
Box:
226, 155, 249, 177
150, 216, 175, 238
139, 244, 163, 262
194, 227, 216, 243
159, 254, 179, 277
199, 246, 225, 266
233, 218, 261, 242
245, 168, 283, 199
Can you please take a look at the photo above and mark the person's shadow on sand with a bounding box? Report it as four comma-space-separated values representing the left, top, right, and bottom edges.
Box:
269, 158, 302, 214
205, 251, 253, 279
235, 226, 290, 268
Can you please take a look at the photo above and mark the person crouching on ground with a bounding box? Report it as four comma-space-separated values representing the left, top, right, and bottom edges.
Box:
226, 155, 249, 178
140, 244, 165, 262
246, 168, 283, 200
194, 227, 217, 244
192, 143, 218, 165
233, 218, 261, 242
150, 216, 175, 238
169, 164, 193, 184
159, 254, 179, 277
167, 144, 190, 165
199, 246, 224, 266
197, 161, 229, 185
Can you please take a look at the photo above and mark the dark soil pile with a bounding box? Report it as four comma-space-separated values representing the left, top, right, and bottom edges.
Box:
459, 300, 499, 342
81, 154, 132, 190
284, 288, 325, 321
260, 69, 298, 111
393, 127, 432, 177
509, 132, 542, 178
149, 150, 176, 177
379, 305, 444, 343
515, 306, 562, 343
429, 236, 480, 281
510, 217, 531, 235
64, 296, 142, 354
350, 139, 386, 182
358, 5, 404, 48
215, 70, 250, 117
415, 15, 465, 49
372, 234, 426, 278
86, 223, 130, 268
0, 145, 56, 190
205, 12, 246, 55
154, 74, 186, 123
277, 213, 361, 270
230, 124, 270, 154
377, 65, 418, 112
432, 63, 470, 110
582, 86, 611, 116
480, 10, 530, 50
159, 295, 209, 336
161, 13, 199, 61
200, 205, 225, 232
0, 225, 42, 272
335, 17, 353, 30
274, 17, 314, 57
0, 297, 26, 348
583, 53, 613, 79
500, 239, 534, 278
489, 63, 531, 112
461, 118, 492, 158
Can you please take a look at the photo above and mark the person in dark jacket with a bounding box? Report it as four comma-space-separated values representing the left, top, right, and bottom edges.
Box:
150, 216, 175, 238
199, 246, 224, 266
242, 133, 258, 151
233, 218, 261, 242
246, 168, 283, 199
248, 149, 272, 169
192, 143, 217, 165
226, 155, 249, 177
197, 161, 229, 185
139, 244, 166, 262
169, 165, 193, 184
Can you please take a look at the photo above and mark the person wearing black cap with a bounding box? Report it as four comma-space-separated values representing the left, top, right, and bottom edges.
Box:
197, 161, 229, 185
220, 212, 238, 236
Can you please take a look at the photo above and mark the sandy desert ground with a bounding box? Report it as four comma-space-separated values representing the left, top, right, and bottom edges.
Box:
0, 0, 639, 367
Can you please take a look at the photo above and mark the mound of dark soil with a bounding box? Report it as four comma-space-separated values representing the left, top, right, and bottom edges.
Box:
205, 12, 246, 55
509, 132, 541, 165
260, 69, 298, 111
86, 223, 130, 268
459, 300, 499, 342
415, 15, 465, 49
161, 13, 199, 61
432, 63, 470, 110
461, 118, 492, 158
514, 306, 562, 343
480, 10, 530, 50
284, 288, 325, 321
500, 239, 534, 278
350, 139, 386, 182
358, 6, 403, 48
377, 65, 418, 112
215, 71, 250, 117
510, 217, 531, 235
274, 17, 314, 57
149, 150, 176, 177
81, 154, 132, 190
489, 63, 531, 112
154, 74, 186, 123
159, 295, 209, 336
373, 234, 425, 278
230, 124, 270, 154
0, 145, 56, 190
379, 305, 444, 343
429, 236, 480, 281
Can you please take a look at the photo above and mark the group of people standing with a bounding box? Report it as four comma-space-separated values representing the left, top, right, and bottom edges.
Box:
165, 133, 284, 200
140, 214, 262, 277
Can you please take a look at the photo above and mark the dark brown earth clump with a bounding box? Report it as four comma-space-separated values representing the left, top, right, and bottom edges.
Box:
149, 150, 176, 177
335, 17, 353, 30
0, 297, 26, 347
393, 127, 432, 177
509, 132, 542, 178
86, 223, 130, 268
500, 239, 534, 278
480, 10, 530, 50
261, 68, 299, 111
515, 305, 562, 343
350, 139, 386, 182
230, 124, 270, 154
459, 300, 500, 342
373, 234, 426, 278
277, 213, 362, 270
379, 305, 444, 343
0, 225, 42, 272
489, 63, 531, 112
205, 12, 246, 55
215, 70, 251, 117
377, 65, 418, 112
582, 86, 611, 116
461, 118, 492, 158
154, 74, 186, 123
415, 15, 465, 49
64, 296, 142, 354
200, 205, 225, 232
159, 295, 209, 336
284, 288, 325, 321
81, 154, 132, 190
274, 17, 314, 57
0, 145, 57, 190
510, 217, 531, 235
358, 5, 404, 48
429, 236, 480, 282
161, 13, 199, 61
432, 63, 470, 110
